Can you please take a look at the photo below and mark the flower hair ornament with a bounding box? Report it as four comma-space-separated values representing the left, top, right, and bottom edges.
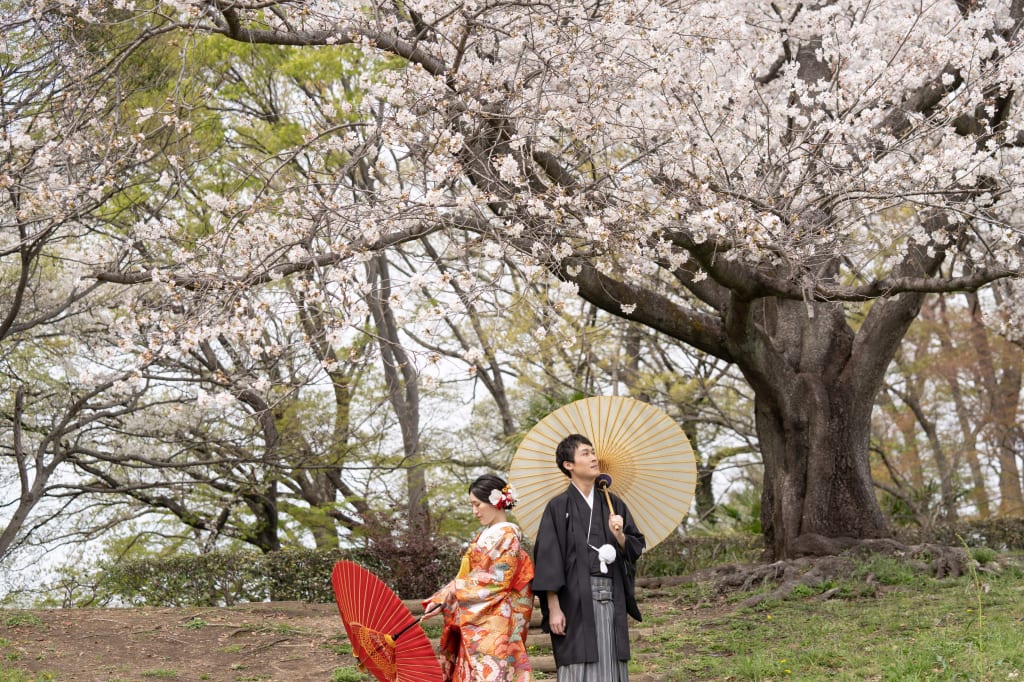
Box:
488, 484, 518, 510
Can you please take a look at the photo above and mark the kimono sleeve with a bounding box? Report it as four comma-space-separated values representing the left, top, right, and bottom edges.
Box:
530, 499, 566, 595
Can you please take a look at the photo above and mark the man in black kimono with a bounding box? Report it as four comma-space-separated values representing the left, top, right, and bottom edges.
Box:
532, 434, 645, 681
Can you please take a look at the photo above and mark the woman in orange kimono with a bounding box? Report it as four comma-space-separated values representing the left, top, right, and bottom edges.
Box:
424, 474, 534, 681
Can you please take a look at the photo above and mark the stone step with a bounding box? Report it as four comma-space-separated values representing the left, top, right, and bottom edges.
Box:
529, 655, 558, 673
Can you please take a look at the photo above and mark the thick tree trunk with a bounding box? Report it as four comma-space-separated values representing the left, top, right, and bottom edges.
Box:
570, 221, 940, 561
755, 375, 890, 560
732, 283, 927, 560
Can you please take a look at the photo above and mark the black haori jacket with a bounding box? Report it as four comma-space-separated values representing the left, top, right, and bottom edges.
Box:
532, 483, 645, 666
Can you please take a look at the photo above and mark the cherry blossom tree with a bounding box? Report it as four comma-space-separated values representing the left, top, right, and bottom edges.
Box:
0, 3, 163, 563
41, 0, 1024, 559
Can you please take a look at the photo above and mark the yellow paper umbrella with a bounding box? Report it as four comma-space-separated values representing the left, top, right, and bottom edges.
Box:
509, 396, 698, 550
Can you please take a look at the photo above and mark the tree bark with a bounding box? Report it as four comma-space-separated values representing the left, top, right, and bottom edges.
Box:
744, 285, 933, 558
366, 254, 430, 530
751, 353, 890, 559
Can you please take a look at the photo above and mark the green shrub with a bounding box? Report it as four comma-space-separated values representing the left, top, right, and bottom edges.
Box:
96, 534, 461, 607
97, 551, 270, 606
637, 533, 763, 577
969, 546, 998, 565
259, 548, 373, 603
894, 518, 1024, 550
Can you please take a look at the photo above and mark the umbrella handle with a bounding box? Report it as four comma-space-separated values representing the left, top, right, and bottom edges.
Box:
393, 603, 442, 641
596, 473, 614, 520
601, 487, 614, 517
600, 486, 624, 534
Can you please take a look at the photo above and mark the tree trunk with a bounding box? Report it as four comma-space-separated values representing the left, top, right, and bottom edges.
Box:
0, 388, 52, 562
682, 421, 717, 526
993, 369, 1024, 516
877, 387, 927, 491
728, 277, 930, 559
572, 259, 933, 559
695, 463, 717, 525
754, 374, 890, 559
900, 384, 958, 522
237, 388, 282, 553
366, 254, 430, 530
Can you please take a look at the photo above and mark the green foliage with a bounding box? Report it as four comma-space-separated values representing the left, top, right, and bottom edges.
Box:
970, 546, 999, 565
515, 390, 588, 440
699, 481, 763, 535
97, 551, 265, 607
879, 480, 947, 526
631, 519, 1024, 600
260, 548, 379, 603
637, 533, 763, 577
851, 554, 930, 588
182, 617, 207, 630
94, 534, 461, 607
896, 517, 1024, 550
2, 614, 43, 628
96, 548, 354, 606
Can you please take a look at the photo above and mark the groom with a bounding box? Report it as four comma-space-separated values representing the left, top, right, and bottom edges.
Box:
532, 433, 645, 681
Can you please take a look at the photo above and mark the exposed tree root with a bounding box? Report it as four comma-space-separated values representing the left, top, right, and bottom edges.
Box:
637, 535, 995, 608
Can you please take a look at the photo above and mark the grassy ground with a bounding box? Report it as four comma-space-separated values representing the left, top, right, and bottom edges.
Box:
627, 553, 1024, 681
1, 552, 1022, 681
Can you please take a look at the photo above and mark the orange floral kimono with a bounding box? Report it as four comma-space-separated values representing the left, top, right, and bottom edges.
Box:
424, 522, 535, 681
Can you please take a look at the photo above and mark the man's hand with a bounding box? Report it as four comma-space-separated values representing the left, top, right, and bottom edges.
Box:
547, 592, 567, 635
609, 514, 626, 547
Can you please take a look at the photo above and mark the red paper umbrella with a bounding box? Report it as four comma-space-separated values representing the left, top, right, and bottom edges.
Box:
331, 560, 444, 682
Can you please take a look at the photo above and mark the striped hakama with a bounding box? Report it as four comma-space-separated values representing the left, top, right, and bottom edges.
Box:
555, 576, 629, 682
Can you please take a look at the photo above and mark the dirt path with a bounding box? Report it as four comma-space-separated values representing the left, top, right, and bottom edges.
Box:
1, 590, 690, 681
1, 601, 356, 682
